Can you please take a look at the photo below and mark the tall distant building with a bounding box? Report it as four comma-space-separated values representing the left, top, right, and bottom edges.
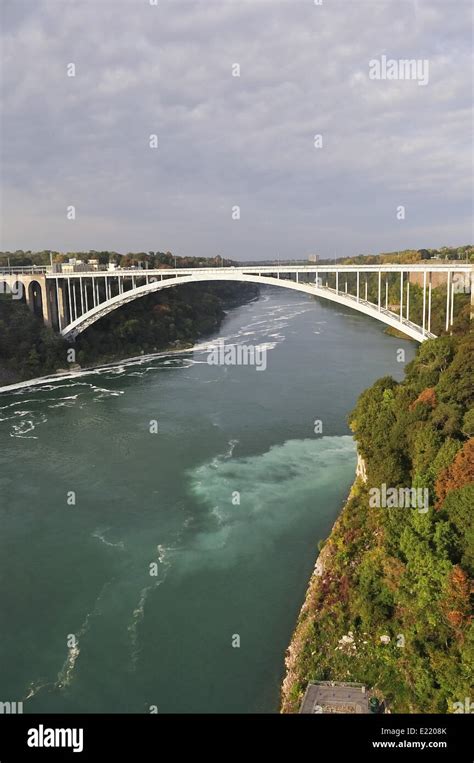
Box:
308, 254, 319, 263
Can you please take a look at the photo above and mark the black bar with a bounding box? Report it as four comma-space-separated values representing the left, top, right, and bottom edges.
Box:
0, 713, 471, 761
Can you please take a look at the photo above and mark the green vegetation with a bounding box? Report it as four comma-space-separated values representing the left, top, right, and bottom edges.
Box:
341, 245, 474, 265
0, 249, 236, 269
0, 297, 66, 384
73, 281, 258, 367
281, 312, 473, 714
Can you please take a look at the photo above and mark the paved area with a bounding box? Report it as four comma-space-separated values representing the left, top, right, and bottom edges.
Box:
299, 681, 369, 714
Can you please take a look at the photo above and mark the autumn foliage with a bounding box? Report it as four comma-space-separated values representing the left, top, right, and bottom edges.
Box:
435, 438, 474, 508
409, 387, 437, 411
440, 566, 472, 633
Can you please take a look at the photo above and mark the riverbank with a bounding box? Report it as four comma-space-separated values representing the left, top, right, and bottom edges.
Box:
0, 343, 201, 394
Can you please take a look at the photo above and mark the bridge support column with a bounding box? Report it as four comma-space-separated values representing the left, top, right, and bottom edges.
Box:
450, 278, 454, 326
428, 275, 432, 333
54, 278, 67, 331
24, 279, 34, 314
445, 271, 451, 331
406, 280, 410, 321
471, 268, 474, 320
67, 279, 73, 323
72, 281, 78, 321
336, 271, 339, 294
422, 271, 426, 336
356, 271, 359, 302
385, 279, 388, 310
378, 271, 381, 311
400, 272, 403, 322
43, 281, 56, 329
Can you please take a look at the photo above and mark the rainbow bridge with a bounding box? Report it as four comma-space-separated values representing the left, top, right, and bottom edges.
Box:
0, 263, 471, 343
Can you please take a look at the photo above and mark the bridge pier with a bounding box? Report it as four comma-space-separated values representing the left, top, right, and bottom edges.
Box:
10, 275, 54, 328
51, 279, 67, 331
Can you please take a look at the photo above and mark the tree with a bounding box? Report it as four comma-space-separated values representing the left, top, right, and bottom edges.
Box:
435, 440, 474, 507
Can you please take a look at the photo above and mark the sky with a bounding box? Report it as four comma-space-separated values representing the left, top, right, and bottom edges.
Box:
0, 0, 472, 260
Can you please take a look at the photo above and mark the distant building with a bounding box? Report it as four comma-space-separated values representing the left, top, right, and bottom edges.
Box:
299, 681, 369, 714
308, 255, 319, 263
60, 263, 89, 273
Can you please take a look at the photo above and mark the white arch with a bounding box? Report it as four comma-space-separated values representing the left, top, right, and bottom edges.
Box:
60, 273, 435, 342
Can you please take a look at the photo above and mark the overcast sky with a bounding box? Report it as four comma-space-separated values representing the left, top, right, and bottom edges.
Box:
0, 0, 472, 260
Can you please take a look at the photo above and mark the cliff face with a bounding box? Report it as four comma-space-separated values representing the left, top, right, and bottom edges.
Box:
280, 463, 365, 714
281, 329, 473, 714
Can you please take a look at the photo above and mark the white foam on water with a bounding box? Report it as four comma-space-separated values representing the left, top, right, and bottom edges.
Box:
92, 528, 125, 550
23, 579, 115, 701
127, 542, 177, 665
177, 435, 357, 575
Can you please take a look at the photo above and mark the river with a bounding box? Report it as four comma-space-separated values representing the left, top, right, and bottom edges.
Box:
0, 287, 416, 713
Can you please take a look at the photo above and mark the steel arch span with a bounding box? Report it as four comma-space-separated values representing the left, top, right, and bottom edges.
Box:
61, 272, 433, 343
1, 264, 470, 343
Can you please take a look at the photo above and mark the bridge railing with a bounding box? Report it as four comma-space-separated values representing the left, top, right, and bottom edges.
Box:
1, 263, 471, 277
0, 266, 50, 274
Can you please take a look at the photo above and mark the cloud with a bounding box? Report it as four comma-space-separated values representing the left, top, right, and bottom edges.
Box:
0, 0, 472, 258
